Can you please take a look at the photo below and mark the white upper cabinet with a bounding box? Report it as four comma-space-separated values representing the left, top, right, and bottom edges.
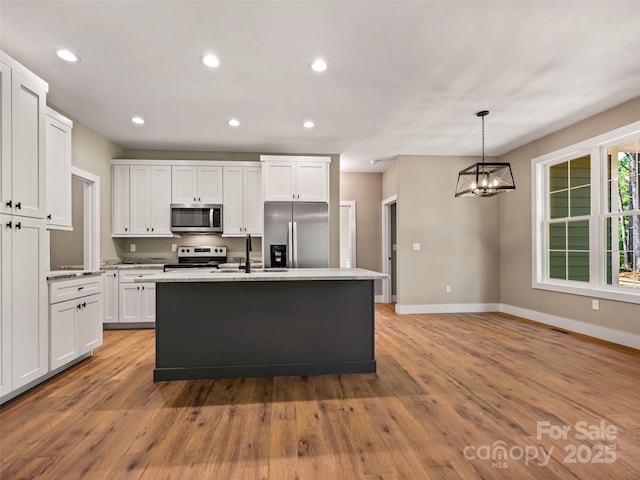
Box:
121, 165, 171, 236
112, 165, 130, 235
261, 156, 330, 203
45, 109, 72, 230
1, 56, 48, 219
172, 165, 222, 204
222, 164, 262, 236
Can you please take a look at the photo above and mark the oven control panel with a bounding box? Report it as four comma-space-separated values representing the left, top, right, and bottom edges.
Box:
178, 246, 227, 258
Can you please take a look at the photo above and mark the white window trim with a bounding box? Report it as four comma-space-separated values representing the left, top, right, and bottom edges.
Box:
532, 120, 640, 305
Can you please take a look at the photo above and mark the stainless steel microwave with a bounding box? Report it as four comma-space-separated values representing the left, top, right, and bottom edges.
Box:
170, 204, 222, 233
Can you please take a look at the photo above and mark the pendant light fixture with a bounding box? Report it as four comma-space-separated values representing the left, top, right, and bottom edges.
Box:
455, 110, 515, 197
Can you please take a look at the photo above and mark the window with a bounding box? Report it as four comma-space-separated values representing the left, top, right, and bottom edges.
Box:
533, 121, 640, 304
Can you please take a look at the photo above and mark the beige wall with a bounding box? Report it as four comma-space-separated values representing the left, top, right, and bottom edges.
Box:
382, 161, 398, 200
394, 155, 500, 306
48, 105, 123, 262
340, 173, 382, 272
499, 95, 640, 335
49, 178, 84, 269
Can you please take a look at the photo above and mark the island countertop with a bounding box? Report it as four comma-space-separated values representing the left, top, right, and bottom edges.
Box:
136, 268, 388, 283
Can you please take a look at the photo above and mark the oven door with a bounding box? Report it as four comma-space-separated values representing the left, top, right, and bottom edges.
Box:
170, 204, 222, 233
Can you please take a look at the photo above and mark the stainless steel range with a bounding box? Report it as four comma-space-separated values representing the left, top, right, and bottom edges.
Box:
163, 246, 227, 272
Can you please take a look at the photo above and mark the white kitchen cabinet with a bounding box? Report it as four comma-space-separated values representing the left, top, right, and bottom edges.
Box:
7, 216, 48, 390
112, 165, 130, 235
262, 156, 329, 203
0, 214, 11, 397
172, 165, 222, 204
118, 283, 155, 323
103, 269, 119, 323
45, 109, 73, 230
117, 269, 156, 324
1, 54, 48, 220
129, 165, 172, 236
223, 164, 262, 236
49, 276, 103, 371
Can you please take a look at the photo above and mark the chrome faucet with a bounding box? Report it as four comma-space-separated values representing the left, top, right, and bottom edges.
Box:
245, 233, 252, 273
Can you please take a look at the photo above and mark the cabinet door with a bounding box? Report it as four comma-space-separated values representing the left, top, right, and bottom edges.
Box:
11, 217, 47, 389
198, 166, 222, 204
295, 162, 327, 202
0, 63, 11, 216
78, 294, 102, 353
0, 214, 11, 396
112, 165, 130, 235
50, 299, 78, 370
263, 162, 296, 202
11, 70, 46, 219
140, 283, 156, 323
104, 270, 118, 322
45, 113, 72, 229
118, 283, 141, 323
129, 166, 150, 235
244, 166, 263, 234
222, 166, 244, 235
171, 166, 197, 203
149, 166, 171, 234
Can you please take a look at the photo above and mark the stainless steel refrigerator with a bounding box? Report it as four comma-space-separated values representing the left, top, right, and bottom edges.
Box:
264, 202, 329, 268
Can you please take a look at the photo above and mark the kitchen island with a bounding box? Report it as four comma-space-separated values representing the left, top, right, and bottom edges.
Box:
137, 268, 387, 381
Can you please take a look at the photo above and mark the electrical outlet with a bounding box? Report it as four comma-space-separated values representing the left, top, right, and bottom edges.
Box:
171, 243, 177, 252
446, 285, 451, 294
592, 299, 600, 311
412, 243, 421, 251
130, 243, 136, 253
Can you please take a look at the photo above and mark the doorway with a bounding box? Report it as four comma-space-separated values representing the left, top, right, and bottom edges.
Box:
381, 195, 397, 303
339, 201, 356, 268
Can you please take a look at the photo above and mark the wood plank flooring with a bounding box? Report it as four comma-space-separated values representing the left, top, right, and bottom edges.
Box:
1, 304, 639, 479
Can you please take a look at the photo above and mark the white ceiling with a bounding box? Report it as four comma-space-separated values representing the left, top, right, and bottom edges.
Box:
2, 1, 640, 172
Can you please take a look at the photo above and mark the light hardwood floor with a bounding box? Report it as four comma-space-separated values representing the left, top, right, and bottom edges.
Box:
1, 304, 639, 479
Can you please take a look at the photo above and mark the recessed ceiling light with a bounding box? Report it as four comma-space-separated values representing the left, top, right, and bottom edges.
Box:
228, 118, 240, 127
130, 116, 145, 125
201, 54, 220, 68
56, 49, 80, 63
303, 120, 315, 128
310, 59, 327, 72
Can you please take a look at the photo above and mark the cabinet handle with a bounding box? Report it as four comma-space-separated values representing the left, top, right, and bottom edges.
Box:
15, 202, 21, 210
47, 214, 52, 220
5, 200, 11, 208
125, 227, 128, 232
5, 221, 11, 229
137, 286, 140, 290
146, 227, 149, 232
193, 197, 196, 201
15, 222, 21, 230
77, 304, 81, 310
151, 227, 154, 232
198, 197, 201, 202
82, 302, 86, 308
142, 286, 145, 290
113, 273, 117, 277
78, 286, 84, 290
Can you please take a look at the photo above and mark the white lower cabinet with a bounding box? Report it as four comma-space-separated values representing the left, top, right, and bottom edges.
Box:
49, 276, 103, 371
104, 270, 118, 322
117, 269, 156, 324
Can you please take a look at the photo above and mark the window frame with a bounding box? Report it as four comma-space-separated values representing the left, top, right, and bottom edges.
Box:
532, 120, 640, 304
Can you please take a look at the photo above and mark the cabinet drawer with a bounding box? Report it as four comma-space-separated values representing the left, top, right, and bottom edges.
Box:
118, 269, 161, 283
49, 276, 103, 304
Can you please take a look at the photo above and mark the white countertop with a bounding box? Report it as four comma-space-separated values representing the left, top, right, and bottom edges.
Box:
47, 270, 105, 281
135, 268, 388, 283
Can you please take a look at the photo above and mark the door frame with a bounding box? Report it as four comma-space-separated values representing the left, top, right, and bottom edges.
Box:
71, 166, 100, 270
381, 194, 397, 303
339, 201, 357, 268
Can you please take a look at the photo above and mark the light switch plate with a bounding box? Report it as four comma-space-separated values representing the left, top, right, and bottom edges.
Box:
171, 243, 177, 252
412, 243, 421, 251
130, 243, 136, 253
592, 299, 600, 310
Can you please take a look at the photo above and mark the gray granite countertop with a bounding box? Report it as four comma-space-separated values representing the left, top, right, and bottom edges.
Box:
102, 264, 165, 270
135, 268, 388, 283
47, 270, 105, 281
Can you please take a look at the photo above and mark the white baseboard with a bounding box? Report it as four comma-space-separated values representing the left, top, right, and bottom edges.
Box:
395, 303, 500, 314
499, 304, 640, 350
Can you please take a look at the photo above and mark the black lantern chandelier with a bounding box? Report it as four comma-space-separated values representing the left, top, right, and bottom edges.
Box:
455, 110, 515, 197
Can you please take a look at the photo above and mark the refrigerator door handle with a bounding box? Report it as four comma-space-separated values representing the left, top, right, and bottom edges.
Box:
292, 221, 298, 268
287, 221, 293, 268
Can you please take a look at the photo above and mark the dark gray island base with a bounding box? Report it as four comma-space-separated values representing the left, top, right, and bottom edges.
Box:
153, 277, 377, 381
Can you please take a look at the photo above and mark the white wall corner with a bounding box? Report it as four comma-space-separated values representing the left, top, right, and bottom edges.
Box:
374, 295, 385, 303
499, 304, 640, 350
